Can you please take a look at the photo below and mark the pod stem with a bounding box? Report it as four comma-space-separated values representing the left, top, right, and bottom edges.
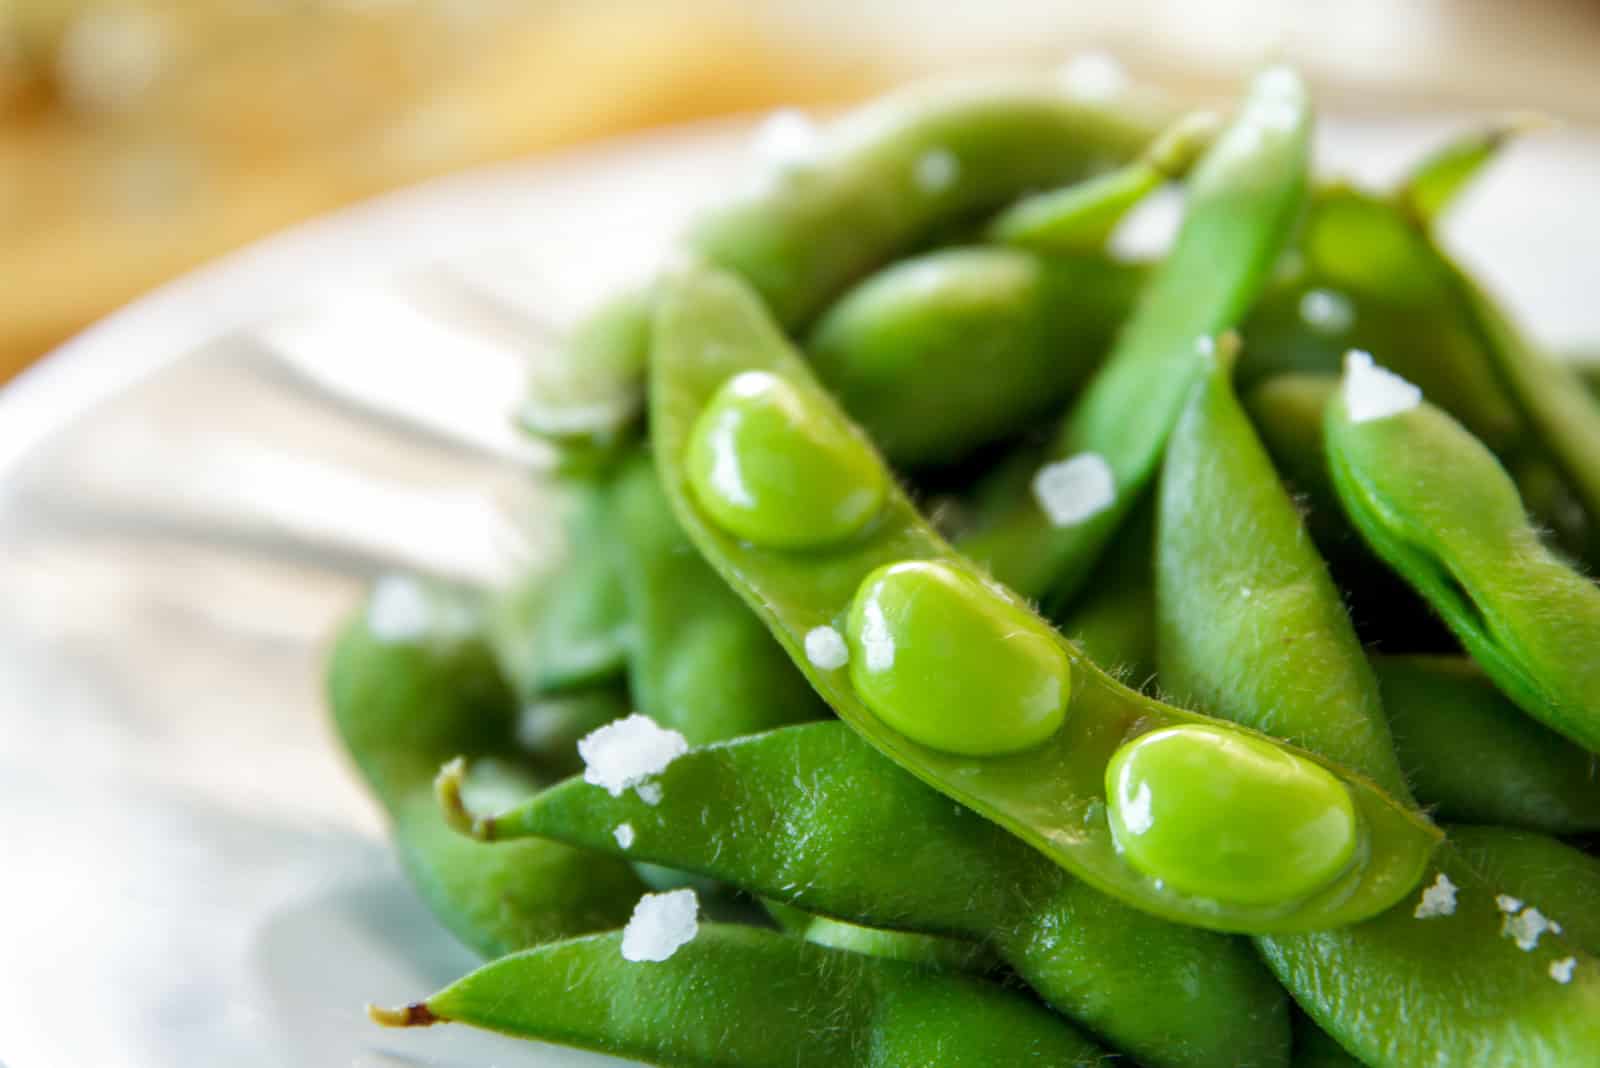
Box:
434, 757, 498, 841
367, 1002, 439, 1028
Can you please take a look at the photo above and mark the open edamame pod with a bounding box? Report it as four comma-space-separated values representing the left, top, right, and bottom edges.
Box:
608, 450, 825, 745
649, 263, 1438, 934
807, 248, 1142, 468
525, 74, 1164, 447
986, 108, 1220, 253
449, 721, 1291, 1068
1156, 340, 1414, 800
1326, 356, 1600, 755
957, 65, 1311, 605
762, 899, 999, 974
326, 575, 643, 958
1376, 656, 1600, 834
370, 924, 1109, 1066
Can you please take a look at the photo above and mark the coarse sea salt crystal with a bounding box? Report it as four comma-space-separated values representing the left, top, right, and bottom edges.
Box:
367, 575, 431, 642
1060, 51, 1128, 101
1550, 957, 1577, 984
613, 823, 636, 850
635, 781, 664, 806
914, 149, 959, 193
1496, 894, 1524, 914
1412, 872, 1457, 919
805, 625, 849, 670
1299, 288, 1354, 334
1502, 906, 1551, 951
1344, 350, 1422, 424
1033, 453, 1115, 527
621, 889, 699, 963
752, 108, 820, 169
578, 714, 689, 798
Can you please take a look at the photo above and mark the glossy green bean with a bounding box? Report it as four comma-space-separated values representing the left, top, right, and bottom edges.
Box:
371, 924, 1109, 1066
957, 65, 1311, 605
326, 577, 642, 958
525, 75, 1163, 446
806, 248, 1142, 467
1326, 377, 1600, 754
986, 108, 1220, 252
1376, 655, 1600, 834
453, 720, 1290, 1068
1156, 343, 1413, 799
608, 450, 824, 744
648, 262, 1437, 932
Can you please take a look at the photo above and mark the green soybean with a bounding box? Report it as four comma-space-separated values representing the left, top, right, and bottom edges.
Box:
609, 450, 825, 745
1376, 656, 1600, 834
649, 262, 1438, 934
462, 720, 1291, 1068
1326, 372, 1600, 754
1157, 348, 1414, 799
370, 924, 1109, 1066
326, 576, 642, 958
686, 369, 887, 549
846, 560, 1069, 756
987, 108, 1221, 252
1106, 724, 1359, 906
806, 247, 1143, 467
957, 66, 1312, 606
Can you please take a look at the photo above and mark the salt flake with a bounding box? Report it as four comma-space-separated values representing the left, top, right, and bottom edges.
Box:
1299, 289, 1354, 334
1343, 350, 1421, 424
367, 575, 431, 642
1033, 454, 1115, 527
1550, 957, 1577, 984
613, 823, 636, 850
635, 781, 664, 806
1502, 906, 1551, 951
620, 889, 699, 963
1412, 872, 1457, 919
752, 108, 820, 169
578, 714, 689, 798
1060, 51, 1128, 101
804, 625, 849, 671
914, 149, 959, 193
1496, 894, 1524, 914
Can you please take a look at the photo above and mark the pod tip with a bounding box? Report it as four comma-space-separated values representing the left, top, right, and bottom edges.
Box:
367, 1001, 439, 1028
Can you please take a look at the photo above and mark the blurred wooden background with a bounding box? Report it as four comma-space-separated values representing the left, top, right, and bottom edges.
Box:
3, 0, 1598, 383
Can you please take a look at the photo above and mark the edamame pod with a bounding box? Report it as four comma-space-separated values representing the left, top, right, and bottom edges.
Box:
451, 720, 1291, 1068
957, 65, 1311, 605
1326, 362, 1600, 754
1376, 656, 1600, 834
1397, 119, 1532, 227
763, 899, 998, 973
807, 248, 1143, 467
1057, 497, 1158, 685
987, 108, 1220, 252
1156, 342, 1413, 799
327, 576, 643, 958
1447, 824, 1600, 954
370, 924, 1109, 1066
649, 263, 1438, 933
528, 75, 1164, 445
519, 479, 632, 694
608, 450, 825, 745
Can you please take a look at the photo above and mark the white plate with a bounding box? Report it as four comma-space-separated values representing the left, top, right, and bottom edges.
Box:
0, 103, 1596, 1068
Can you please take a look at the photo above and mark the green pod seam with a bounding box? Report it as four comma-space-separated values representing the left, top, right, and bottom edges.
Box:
806, 247, 1143, 468
607, 449, 826, 745
1325, 368, 1600, 755
763, 899, 999, 974
372, 924, 1109, 1066
461, 720, 1291, 1068
1375, 656, 1600, 834
957, 65, 1312, 606
648, 263, 1438, 934
1155, 344, 1414, 800
527, 74, 1165, 445
326, 576, 642, 958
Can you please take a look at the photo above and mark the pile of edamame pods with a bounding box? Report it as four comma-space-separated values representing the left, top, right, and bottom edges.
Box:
328, 65, 1600, 1067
